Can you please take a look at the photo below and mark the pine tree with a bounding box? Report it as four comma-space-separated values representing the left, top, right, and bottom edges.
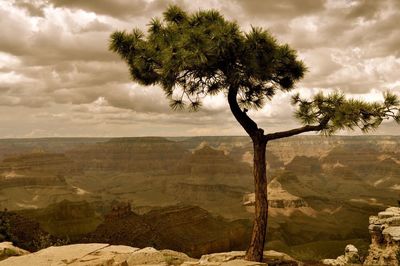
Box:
109, 5, 400, 262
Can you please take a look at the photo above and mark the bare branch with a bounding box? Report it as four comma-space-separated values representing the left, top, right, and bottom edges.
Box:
265, 117, 329, 141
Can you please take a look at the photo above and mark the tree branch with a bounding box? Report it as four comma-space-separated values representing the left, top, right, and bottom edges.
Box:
265, 117, 329, 141
227, 85, 260, 137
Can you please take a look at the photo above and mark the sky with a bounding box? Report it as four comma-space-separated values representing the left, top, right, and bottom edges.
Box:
0, 0, 399, 138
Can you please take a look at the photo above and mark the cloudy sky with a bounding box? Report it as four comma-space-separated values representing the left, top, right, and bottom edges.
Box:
0, 0, 399, 138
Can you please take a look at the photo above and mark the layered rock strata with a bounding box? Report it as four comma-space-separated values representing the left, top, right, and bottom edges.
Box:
243, 179, 309, 210
364, 206, 400, 265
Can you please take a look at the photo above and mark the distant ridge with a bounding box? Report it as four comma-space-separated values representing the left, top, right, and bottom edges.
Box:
106, 137, 173, 143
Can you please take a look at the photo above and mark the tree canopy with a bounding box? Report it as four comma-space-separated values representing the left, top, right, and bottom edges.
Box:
110, 5, 399, 139
109, 6, 304, 110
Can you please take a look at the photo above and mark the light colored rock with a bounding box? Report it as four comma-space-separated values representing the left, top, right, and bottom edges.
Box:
378, 211, 396, 219
199, 251, 246, 263
127, 247, 196, 265
344, 244, 360, 263
0, 242, 29, 261
387, 216, 400, 226
345, 244, 357, 253
383, 226, 400, 241
385, 207, 400, 214
216, 260, 265, 266
70, 245, 140, 266
0, 244, 298, 266
244, 180, 308, 210
0, 244, 195, 266
321, 257, 346, 266
0, 243, 110, 266
264, 250, 297, 262
321, 244, 360, 266
364, 206, 400, 265
369, 216, 380, 224
198, 250, 299, 266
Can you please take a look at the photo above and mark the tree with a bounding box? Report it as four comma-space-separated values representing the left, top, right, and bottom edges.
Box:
109, 6, 400, 262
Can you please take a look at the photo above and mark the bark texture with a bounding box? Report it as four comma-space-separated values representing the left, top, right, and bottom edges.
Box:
245, 136, 268, 262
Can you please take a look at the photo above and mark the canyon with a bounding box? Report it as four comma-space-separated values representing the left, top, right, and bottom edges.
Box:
2, 207, 400, 265
0, 135, 399, 261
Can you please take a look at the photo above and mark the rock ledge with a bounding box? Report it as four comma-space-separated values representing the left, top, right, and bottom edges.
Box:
0, 243, 301, 266
364, 206, 400, 265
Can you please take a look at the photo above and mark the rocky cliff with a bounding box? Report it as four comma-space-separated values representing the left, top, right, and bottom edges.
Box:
85, 205, 251, 258
19, 200, 103, 239
0, 152, 75, 188
364, 206, 400, 265
243, 179, 310, 212
321, 244, 361, 265
176, 145, 252, 182
66, 137, 188, 172
1, 136, 400, 261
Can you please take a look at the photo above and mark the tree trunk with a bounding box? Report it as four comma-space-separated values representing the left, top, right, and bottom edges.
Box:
245, 135, 268, 262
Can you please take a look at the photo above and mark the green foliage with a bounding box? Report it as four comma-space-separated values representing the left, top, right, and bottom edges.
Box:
292, 91, 400, 134
110, 5, 399, 138
32, 233, 69, 250
0, 210, 14, 243
109, 5, 306, 111
0, 248, 19, 261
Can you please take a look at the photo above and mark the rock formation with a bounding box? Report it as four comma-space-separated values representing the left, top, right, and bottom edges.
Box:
85, 205, 251, 258
0, 242, 29, 261
321, 244, 361, 266
243, 179, 309, 211
0, 243, 301, 266
364, 206, 400, 265
67, 137, 188, 172
19, 200, 103, 239
178, 145, 251, 177
0, 152, 80, 189
1, 136, 399, 261
0, 210, 51, 252
105, 202, 133, 220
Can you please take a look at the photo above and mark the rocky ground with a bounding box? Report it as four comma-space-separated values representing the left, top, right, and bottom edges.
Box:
320, 206, 400, 266
0, 243, 300, 266
364, 207, 400, 265
2, 207, 400, 265
321, 244, 361, 265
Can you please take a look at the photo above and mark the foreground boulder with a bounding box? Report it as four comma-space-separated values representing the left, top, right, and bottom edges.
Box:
364, 207, 400, 266
0, 244, 195, 266
192, 250, 300, 265
0, 243, 300, 266
321, 244, 361, 266
0, 242, 29, 261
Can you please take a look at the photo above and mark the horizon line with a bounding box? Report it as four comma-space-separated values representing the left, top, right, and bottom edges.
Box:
1, 134, 400, 141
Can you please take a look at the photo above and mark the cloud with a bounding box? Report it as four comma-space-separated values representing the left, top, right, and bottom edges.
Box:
346, 0, 388, 21
0, 0, 399, 137
79, 19, 113, 33
48, 0, 169, 19
234, 0, 326, 19
14, 0, 45, 17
